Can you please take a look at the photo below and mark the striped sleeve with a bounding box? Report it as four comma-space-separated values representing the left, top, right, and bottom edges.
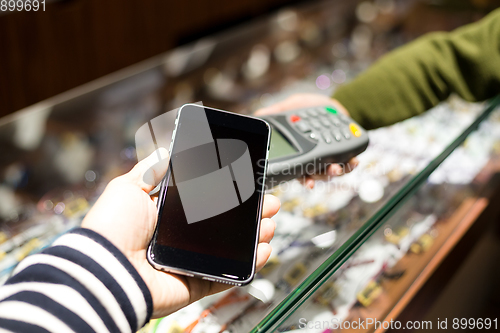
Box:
0, 228, 153, 333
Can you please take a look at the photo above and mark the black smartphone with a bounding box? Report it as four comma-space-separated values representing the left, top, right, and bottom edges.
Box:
147, 104, 271, 286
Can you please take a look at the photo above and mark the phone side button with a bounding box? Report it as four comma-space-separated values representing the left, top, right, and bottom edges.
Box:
203, 277, 216, 282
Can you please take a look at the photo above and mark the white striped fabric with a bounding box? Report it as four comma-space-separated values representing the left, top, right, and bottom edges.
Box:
0, 301, 77, 333
0, 282, 109, 333
53, 233, 148, 330
13, 254, 131, 333
0, 228, 153, 333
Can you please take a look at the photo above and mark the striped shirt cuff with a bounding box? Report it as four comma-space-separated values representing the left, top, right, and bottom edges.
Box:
0, 228, 153, 333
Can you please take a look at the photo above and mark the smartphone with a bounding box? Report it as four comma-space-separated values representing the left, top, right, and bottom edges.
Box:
147, 104, 271, 286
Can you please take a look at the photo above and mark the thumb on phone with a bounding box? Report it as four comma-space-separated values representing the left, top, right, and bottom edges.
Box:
126, 148, 170, 193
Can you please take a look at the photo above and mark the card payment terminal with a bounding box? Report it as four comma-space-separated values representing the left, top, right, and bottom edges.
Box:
261, 106, 369, 186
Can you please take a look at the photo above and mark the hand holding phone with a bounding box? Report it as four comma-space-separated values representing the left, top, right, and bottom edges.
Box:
82, 146, 280, 318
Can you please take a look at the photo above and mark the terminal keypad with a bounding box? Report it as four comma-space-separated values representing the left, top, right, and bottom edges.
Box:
289, 107, 359, 144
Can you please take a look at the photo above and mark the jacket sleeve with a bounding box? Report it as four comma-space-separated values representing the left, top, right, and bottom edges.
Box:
333, 8, 500, 129
0, 228, 153, 333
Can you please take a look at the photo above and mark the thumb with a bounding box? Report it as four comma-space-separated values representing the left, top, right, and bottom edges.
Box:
125, 148, 170, 193
254, 93, 323, 116
254, 102, 290, 116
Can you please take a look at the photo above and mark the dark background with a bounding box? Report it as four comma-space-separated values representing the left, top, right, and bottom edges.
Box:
0, 0, 301, 118
3, 0, 500, 119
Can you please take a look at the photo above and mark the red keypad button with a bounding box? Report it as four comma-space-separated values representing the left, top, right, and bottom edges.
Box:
290, 115, 301, 123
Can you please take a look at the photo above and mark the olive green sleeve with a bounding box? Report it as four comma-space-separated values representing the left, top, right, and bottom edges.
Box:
333, 8, 500, 129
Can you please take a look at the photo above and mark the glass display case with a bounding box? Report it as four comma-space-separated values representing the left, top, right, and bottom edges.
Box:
1, 1, 499, 332
266, 98, 500, 333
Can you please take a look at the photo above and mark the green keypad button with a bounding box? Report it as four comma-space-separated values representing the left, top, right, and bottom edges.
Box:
325, 106, 337, 114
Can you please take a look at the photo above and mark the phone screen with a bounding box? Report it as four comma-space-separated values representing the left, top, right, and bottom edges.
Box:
150, 105, 270, 283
